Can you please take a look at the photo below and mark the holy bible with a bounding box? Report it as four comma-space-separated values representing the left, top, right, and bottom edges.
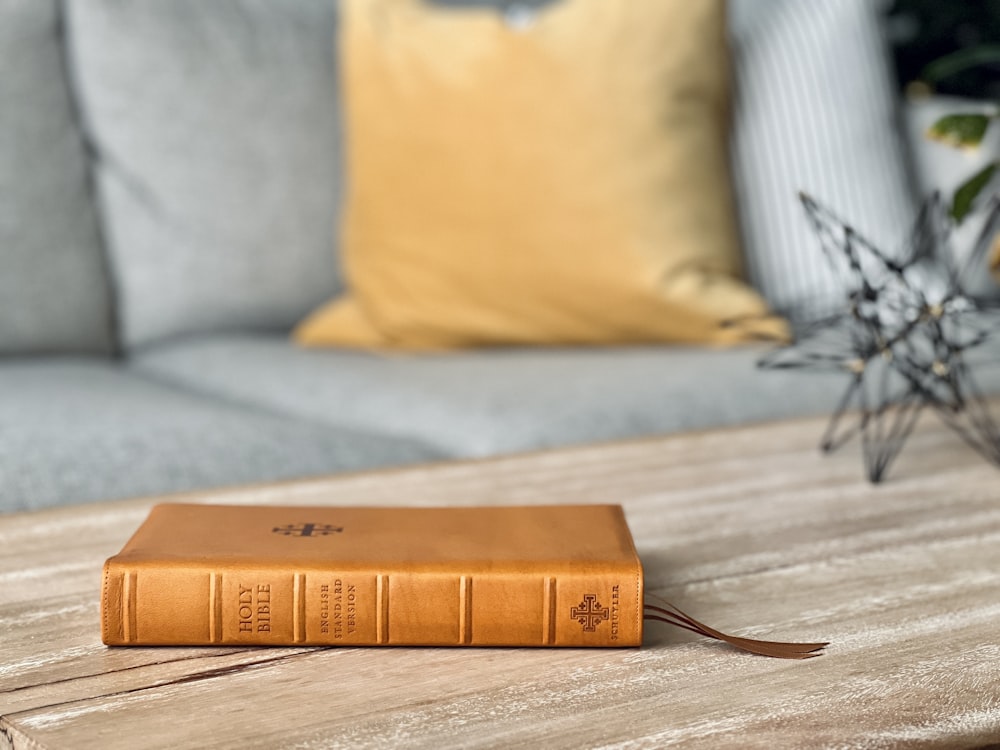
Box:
101, 503, 643, 647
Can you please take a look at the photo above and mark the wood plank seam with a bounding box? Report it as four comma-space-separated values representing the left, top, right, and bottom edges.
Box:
2, 651, 319, 721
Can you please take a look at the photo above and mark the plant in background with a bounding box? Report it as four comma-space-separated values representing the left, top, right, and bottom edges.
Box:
920, 45, 1000, 279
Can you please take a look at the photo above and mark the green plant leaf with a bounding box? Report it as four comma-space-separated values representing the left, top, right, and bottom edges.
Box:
952, 162, 998, 223
921, 45, 1000, 85
927, 114, 992, 148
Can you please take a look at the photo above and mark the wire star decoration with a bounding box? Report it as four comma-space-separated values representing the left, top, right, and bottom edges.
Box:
758, 192, 1000, 483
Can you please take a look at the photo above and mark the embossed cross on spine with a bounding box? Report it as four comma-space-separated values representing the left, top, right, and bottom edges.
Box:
571, 595, 610, 632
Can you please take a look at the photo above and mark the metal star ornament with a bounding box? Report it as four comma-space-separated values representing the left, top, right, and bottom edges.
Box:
758, 192, 1000, 483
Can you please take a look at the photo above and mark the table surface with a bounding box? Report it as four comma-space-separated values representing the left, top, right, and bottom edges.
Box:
2, 408, 1000, 749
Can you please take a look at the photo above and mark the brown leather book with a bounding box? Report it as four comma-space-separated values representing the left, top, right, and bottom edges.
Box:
101, 503, 643, 647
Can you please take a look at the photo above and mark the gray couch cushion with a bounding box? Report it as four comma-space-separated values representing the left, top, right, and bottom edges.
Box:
66, 0, 343, 350
0, 360, 440, 513
126, 334, 947, 458
0, 0, 113, 354
728, 0, 917, 321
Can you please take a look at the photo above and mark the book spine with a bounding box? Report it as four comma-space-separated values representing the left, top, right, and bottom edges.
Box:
101, 561, 643, 647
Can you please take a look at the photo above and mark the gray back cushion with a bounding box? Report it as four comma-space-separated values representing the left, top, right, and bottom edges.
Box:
67, 0, 343, 350
0, 0, 113, 354
728, 0, 918, 322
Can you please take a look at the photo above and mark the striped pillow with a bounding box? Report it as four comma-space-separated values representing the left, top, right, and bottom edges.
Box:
728, 0, 918, 322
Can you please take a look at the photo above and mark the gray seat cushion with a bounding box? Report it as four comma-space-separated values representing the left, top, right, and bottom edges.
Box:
0, 360, 441, 513
66, 0, 343, 349
126, 334, 957, 458
0, 0, 113, 354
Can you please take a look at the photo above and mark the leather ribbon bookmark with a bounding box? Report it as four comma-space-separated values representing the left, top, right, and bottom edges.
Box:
643, 597, 828, 659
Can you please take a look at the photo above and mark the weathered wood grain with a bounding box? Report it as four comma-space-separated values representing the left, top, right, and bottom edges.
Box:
2, 408, 999, 748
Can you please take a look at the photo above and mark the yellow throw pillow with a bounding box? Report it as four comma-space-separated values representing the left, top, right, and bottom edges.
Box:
296, 0, 788, 350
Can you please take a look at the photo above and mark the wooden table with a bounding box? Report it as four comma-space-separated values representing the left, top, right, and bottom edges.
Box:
2, 410, 1000, 749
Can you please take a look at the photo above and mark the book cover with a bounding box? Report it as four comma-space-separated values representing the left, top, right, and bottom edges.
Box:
102, 503, 644, 648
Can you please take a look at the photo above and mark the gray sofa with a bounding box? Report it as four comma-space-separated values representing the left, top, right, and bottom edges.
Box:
3, 0, 998, 514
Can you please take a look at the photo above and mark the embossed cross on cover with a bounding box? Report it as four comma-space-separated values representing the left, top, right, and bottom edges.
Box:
102, 504, 825, 658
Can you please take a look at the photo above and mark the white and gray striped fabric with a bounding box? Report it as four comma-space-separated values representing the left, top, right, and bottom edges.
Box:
729, 0, 918, 321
